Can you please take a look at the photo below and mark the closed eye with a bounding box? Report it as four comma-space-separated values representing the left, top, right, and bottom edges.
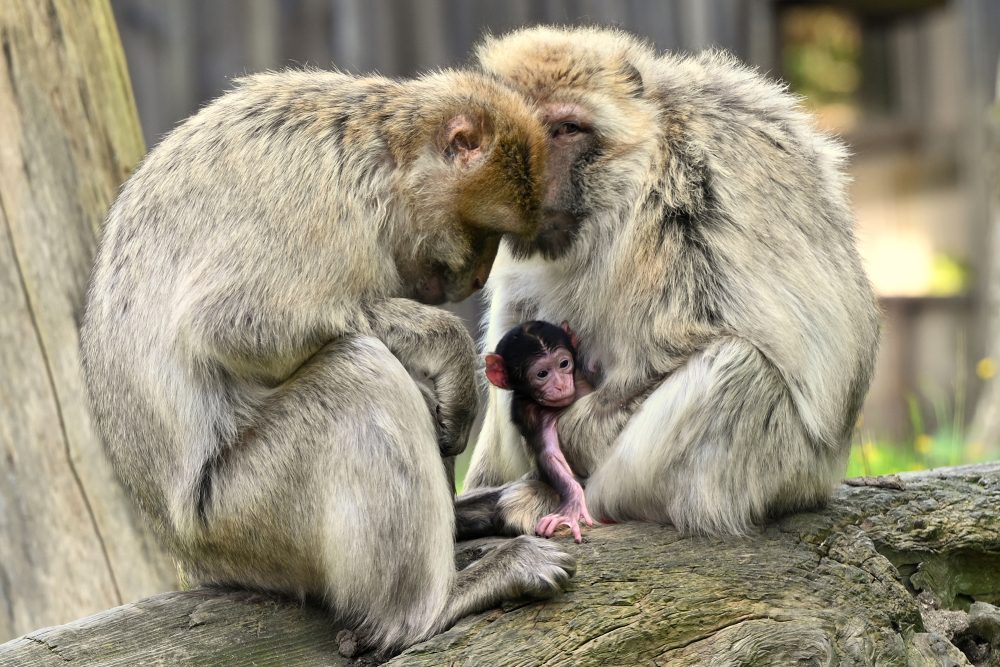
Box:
552, 121, 582, 138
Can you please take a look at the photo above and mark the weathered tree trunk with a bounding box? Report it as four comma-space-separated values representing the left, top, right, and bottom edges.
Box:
0, 0, 177, 641
3, 464, 1000, 666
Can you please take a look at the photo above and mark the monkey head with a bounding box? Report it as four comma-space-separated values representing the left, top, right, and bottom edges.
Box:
485, 321, 578, 408
475, 27, 660, 260
389, 71, 547, 303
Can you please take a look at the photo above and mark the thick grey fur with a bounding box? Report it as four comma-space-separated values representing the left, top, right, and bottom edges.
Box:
80, 69, 573, 654
466, 26, 881, 536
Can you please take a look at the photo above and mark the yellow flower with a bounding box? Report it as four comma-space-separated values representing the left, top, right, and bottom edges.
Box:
977, 357, 996, 380
914, 434, 934, 455
860, 441, 881, 464
966, 441, 986, 460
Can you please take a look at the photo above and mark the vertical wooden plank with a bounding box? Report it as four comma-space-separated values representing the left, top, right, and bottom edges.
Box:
112, 0, 197, 147
245, 0, 281, 72
746, 0, 778, 72
330, 0, 365, 71
0, 0, 176, 641
409, 0, 448, 71
624, 0, 680, 51
284, 0, 336, 68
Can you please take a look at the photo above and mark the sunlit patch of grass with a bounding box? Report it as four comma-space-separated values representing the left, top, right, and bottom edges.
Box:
847, 430, 993, 478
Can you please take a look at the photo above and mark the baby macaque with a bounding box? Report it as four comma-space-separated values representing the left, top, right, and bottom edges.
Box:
484, 321, 595, 542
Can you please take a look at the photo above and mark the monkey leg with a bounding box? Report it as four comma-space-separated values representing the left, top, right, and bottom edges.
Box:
197, 336, 573, 653
466, 385, 534, 488
455, 475, 562, 540
584, 337, 849, 535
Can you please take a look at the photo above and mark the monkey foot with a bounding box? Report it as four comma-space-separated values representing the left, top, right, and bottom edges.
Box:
535, 503, 594, 544
336, 629, 359, 658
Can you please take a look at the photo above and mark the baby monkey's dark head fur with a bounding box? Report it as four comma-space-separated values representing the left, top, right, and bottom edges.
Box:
485, 321, 578, 409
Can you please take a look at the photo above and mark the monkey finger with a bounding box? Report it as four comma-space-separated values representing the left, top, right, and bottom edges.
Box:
568, 519, 583, 543
535, 515, 557, 538
546, 515, 582, 543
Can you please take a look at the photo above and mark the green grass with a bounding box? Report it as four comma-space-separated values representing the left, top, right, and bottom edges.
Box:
847, 432, 992, 478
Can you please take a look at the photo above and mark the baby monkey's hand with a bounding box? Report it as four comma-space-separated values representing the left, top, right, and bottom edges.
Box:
535, 479, 594, 544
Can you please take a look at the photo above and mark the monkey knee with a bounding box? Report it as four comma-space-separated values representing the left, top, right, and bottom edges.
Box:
496, 479, 560, 535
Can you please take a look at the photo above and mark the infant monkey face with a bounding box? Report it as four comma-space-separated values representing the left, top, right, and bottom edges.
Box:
528, 347, 576, 407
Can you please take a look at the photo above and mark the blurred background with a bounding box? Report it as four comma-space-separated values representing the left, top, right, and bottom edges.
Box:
111, 0, 1000, 479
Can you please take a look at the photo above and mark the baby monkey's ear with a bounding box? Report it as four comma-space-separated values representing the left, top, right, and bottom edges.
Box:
560, 321, 580, 350
484, 353, 510, 389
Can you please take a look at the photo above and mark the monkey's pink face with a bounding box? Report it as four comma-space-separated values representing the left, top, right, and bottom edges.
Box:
527, 347, 576, 407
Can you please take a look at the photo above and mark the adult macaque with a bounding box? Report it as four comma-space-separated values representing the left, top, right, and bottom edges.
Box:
81, 68, 576, 655
463, 26, 881, 537
484, 321, 595, 543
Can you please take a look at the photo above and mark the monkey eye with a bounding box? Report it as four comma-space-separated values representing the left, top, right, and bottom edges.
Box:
559, 359, 570, 369
552, 121, 582, 138
537, 370, 548, 379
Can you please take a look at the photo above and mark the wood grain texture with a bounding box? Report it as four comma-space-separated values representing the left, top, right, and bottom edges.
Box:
3, 464, 1000, 666
0, 0, 177, 642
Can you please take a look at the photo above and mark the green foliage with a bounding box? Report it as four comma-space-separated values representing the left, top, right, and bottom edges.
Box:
850, 382, 991, 477
847, 433, 990, 478
781, 7, 860, 107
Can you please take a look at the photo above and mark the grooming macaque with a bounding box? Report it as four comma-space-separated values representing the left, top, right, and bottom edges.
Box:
462, 26, 880, 536
484, 321, 595, 543
81, 68, 576, 654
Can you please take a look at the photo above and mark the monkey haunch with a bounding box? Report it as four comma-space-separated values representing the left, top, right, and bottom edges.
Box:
81, 69, 575, 654
463, 27, 881, 537
485, 321, 595, 543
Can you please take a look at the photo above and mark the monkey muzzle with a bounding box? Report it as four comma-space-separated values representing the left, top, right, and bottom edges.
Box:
539, 375, 576, 408
440, 234, 501, 303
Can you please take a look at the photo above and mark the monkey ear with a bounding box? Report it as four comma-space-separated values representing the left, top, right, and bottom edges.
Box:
443, 114, 483, 167
560, 321, 580, 350
484, 353, 510, 389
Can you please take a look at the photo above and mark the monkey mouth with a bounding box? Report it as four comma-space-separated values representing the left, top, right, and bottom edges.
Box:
506, 209, 579, 260
540, 393, 575, 408
413, 274, 447, 305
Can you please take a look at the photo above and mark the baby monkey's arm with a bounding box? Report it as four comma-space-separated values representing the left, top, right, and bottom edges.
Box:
532, 412, 593, 543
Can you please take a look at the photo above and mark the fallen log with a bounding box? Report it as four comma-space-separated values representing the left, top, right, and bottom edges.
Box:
3, 463, 1000, 666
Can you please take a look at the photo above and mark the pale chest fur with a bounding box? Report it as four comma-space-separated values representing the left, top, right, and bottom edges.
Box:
489, 249, 660, 392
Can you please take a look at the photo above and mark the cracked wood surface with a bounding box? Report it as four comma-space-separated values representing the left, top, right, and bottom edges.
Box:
0, 0, 177, 642
2, 463, 999, 666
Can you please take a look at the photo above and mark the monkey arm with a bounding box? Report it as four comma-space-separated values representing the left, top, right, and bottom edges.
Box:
364, 298, 479, 457
182, 287, 373, 384
530, 412, 593, 543
555, 373, 662, 476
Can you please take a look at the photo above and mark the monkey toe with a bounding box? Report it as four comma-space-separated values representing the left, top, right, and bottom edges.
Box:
504, 535, 577, 597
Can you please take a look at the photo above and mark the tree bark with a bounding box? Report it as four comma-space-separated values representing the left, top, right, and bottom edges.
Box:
3, 464, 1000, 666
0, 0, 177, 642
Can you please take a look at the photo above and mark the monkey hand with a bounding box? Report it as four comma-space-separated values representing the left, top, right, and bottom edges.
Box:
535, 483, 594, 544
434, 400, 474, 457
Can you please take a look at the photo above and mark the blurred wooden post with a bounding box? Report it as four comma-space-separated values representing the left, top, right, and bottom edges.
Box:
970, 57, 1000, 450
0, 0, 177, 641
